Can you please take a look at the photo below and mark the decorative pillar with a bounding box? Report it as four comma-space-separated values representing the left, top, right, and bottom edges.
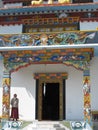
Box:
2, 69, 11, 119
83, 67, 92, 126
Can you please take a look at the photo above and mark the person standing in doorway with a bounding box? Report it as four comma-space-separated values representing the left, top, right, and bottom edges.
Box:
10, 94, 19, 121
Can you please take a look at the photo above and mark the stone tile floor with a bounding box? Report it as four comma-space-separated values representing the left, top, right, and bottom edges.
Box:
0, 120, 97, 130
93, 121, 98, 130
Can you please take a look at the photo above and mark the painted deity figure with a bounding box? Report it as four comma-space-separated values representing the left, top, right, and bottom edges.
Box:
84, 101, 92, 125
2, 102, 9, 116
83, 78, 90, 96
3, 79, 10, 95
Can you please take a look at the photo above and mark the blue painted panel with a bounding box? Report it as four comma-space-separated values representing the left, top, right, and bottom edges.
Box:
0, 4, 98, 14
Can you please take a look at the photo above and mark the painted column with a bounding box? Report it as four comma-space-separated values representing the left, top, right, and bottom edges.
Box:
83, 67, 92, 126
2, 69, 11, 119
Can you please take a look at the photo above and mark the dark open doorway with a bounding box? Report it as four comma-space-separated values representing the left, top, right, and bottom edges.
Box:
42, 83, 59, 120
36, 79, 66, 120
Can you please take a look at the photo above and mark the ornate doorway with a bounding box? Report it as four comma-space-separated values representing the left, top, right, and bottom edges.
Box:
35, 77, 66, 121
42, 82, 59, 120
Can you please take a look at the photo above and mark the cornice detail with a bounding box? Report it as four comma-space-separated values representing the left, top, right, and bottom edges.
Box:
0, 3, 98, 15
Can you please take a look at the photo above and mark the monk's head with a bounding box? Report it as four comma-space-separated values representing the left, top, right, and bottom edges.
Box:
14, 94, 17, 98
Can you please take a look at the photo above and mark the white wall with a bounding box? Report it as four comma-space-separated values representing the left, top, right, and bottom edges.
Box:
90, 57, 98, 110
11, 67, 36, 121
80, 21, 98, 31
66, 67, 83, 120
0, 25, 22, 34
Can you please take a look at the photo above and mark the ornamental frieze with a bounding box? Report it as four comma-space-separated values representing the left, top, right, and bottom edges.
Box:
0, 31, 97, 47
1, 48, 93, 72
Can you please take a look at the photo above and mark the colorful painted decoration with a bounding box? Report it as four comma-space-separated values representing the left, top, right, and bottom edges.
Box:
0, 34, 94, 123
1, 48, 93, 72
2, 73, 11, 118
0, 31, 97, 47
34, 73, 68, 79
83, 69, 92, 126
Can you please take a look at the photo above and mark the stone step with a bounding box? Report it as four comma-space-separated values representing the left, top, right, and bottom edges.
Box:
27, 127, 65, 130
27, 127, 56, 130
37, 123, 60, 128
32, 121, 60, 128
25, 121, 66, 130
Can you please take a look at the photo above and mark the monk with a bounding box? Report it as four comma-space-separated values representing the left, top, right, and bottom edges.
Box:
10, 94, 19, 121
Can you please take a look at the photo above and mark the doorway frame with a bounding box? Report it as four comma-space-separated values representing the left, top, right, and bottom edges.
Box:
36, 78, 65, 121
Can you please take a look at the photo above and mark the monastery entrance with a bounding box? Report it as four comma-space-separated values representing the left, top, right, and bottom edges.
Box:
42, 83, 59, 120
0, 44, 94, 124
36, 78, 65, 121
